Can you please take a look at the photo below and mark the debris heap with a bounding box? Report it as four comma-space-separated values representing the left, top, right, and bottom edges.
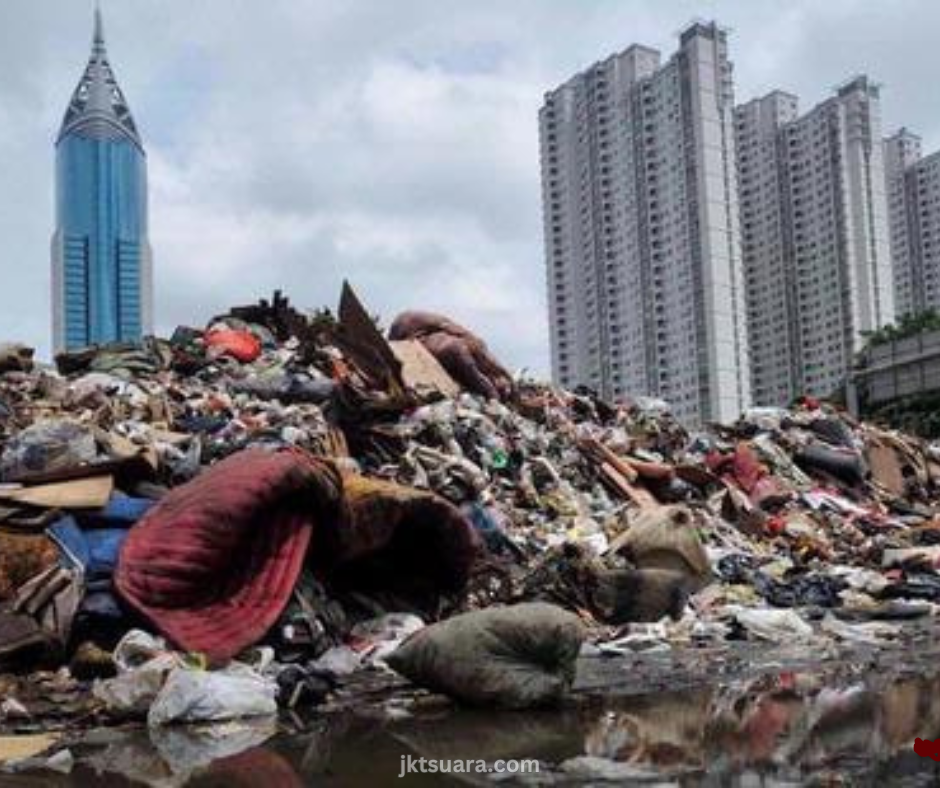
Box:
0, 284, 939, 730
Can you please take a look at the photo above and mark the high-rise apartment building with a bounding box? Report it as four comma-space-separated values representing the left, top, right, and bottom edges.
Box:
51, 9, 153, 352
735, 77, 894, 404
539, 22, 750, 425
734, 91, 799, 406
883, 129, 922, 317
884, 130, 940, 317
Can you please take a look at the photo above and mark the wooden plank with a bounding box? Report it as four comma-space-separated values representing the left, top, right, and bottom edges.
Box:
599, 462, 660, 511
0, 476, 114, 509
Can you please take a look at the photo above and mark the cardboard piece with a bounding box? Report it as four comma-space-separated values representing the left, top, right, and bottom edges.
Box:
334, 281, 405, 392
0, 733, 59, 764
390, 339, 461, 399
866, 441, 906, 497
0, 476, 114, 510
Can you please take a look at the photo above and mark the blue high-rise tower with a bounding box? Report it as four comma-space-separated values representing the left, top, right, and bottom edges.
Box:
52, 8, 153, 352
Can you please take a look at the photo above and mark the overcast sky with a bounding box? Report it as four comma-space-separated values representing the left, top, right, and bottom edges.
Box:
1, 1, 938, 369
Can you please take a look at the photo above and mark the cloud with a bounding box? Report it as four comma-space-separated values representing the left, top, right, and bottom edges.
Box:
0, 0, 939, 373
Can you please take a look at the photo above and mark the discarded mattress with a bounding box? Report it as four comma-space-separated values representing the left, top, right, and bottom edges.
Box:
312, 474, 481, 615
115, 449, 343, 664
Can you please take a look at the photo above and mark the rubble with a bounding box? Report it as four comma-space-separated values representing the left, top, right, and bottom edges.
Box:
0, 283, 938, 733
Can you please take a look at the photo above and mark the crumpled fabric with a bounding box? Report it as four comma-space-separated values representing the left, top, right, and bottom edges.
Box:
313, 474, 481, 616
116, 449, 344, 664
55, 339, 169, 378
49, 495, 155, 579
204, 330, 262, 363
794, 443, 866, 487
752, 571, 847, 609
49, 495, 157, 639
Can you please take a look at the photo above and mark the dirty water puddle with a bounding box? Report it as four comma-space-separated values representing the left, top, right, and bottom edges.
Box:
4, 654, 940, 786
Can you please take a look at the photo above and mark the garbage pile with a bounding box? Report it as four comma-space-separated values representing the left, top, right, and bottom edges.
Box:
0, 283, 940, 737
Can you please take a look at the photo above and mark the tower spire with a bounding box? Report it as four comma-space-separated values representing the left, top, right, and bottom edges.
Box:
93, 4, 105, 54
56, 4, 141, 149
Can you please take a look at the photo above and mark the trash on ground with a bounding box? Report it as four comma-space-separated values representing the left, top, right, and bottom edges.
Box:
0, 284, 938, 728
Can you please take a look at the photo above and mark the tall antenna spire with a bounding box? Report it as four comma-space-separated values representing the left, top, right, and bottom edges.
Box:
57, 2, 141, 149
93, 3, 105, 54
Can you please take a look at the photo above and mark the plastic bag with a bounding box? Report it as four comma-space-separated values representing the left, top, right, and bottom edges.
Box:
204, 330, 262, 363
0, 420, 98, 480
113, 629, 170, 671
732, 607, 813, 642
147, 664, 277, 726
311, 613, 425, 676
93, 629, 179, 715
94, 629, 277, 726
93, 659, 174, 715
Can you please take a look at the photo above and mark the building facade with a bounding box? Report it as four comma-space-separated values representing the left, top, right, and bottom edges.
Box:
851, 327, 940, 412
51, 9, 153, 352
884, 130, 940, 318
539, 22, 750, 425
734, 91, 800, 406
883, 129, 923, 318
734, 77, 895, 404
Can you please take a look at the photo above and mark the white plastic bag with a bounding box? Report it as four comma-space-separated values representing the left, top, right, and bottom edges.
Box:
309, 613, 425, 676
94, 629, 278, 726
733, 607, 813, 642
113, 630, 170, 671
93, 659, 174, 715
147, 664, 277, 726
93, 630, 178, 715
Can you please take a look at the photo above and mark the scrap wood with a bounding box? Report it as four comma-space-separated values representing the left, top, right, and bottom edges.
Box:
0, 733, 59, 764
333, 281, 405, 394
624, 456, 675, 482
675, 465, 721, 487
3, 455, 152, 489
580, 439, 673, 484
579, 437, 638, 483
598, 462, 661, 511
227, 289, 310, 342
0, 475, 113, 509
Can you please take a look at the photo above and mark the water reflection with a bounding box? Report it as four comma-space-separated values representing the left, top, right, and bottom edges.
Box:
11, 668, 940, 785
583, 671, 940, 776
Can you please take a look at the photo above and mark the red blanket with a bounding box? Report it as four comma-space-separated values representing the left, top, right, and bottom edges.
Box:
115, 449, 342, 664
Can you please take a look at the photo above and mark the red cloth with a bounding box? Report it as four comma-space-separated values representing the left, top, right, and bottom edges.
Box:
115, 449, 342, 664
205, 329, 262, 363
707, 443, 766, 493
